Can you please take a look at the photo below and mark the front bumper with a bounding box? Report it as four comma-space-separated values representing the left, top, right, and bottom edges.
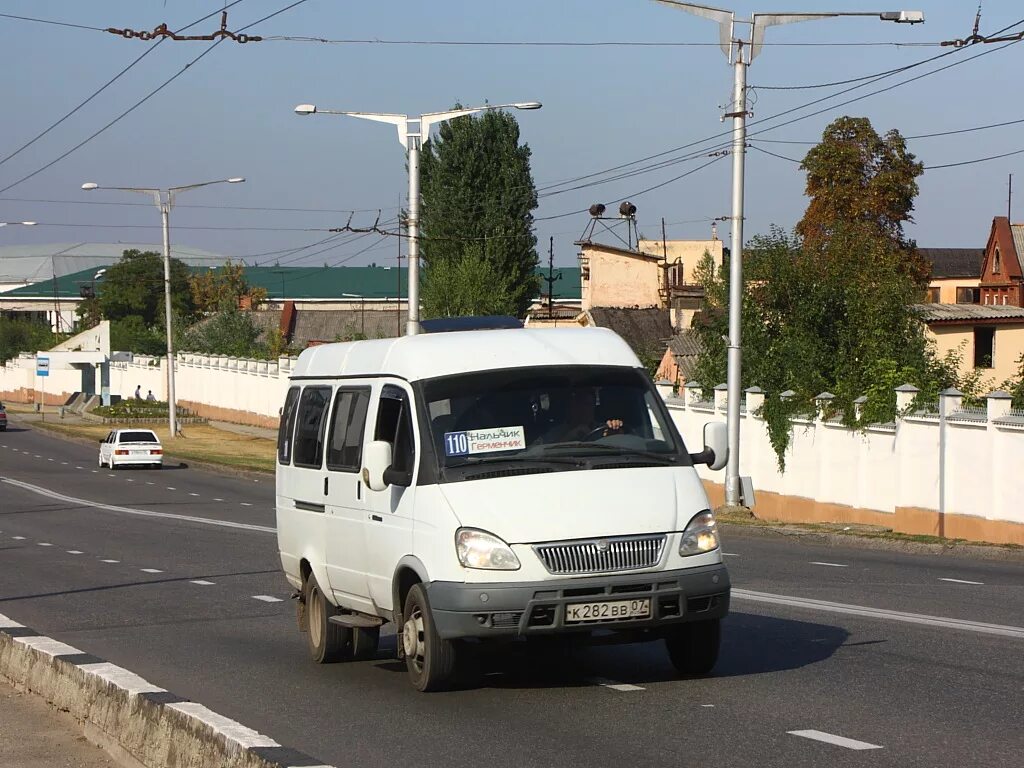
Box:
425, 563, 729, 640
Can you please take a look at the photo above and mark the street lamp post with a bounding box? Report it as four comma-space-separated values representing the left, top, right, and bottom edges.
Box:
653, 1, 924, 507
81, 178, 245, 437
0, 221, 38, 227
294, 101, 542, 336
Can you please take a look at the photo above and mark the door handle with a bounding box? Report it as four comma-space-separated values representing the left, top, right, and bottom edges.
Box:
370, 514, 383, 522
324, 476, 329, 496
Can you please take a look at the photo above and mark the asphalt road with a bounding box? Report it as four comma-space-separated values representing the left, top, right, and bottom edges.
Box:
1, 417, 1022, 768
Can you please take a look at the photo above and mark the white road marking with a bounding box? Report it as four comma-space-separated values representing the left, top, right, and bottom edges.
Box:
33, 454, 40, 458
92, 470, 98, 473
252, 595, 283, 603
126, 479, 134, 483
37, 542, 53, 547
0, 477, 275, 535
700, 704, 715, 708
12, 536, 26, 540
939, 578, 985, 585
107, 473, 116, 477
67, 550, 83, 555
732, 588, 1024, 639
589, 677, 645, 692
722, 553, 740, 557
47, 458, 54, 462
166, 487, 176, 491
213, 498, 223, 502
809, 562, 848, 568
191, 580, 216, 586
146, 481, 154, 485
76, 466, 83, 470
140, 568, 163, 574
189, 492, 200, 497
788, 730, 882, 750
61, 462, 68, 465
240, 502, 253, 507
100, 559, 119, 563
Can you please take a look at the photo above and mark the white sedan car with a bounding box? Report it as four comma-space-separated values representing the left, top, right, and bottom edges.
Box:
98, 429, 163, 469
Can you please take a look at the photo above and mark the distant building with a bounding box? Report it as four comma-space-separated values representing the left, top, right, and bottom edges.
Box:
979, 217, 1024, 307
919, 248, 984, 305
914, 303, 1024, 383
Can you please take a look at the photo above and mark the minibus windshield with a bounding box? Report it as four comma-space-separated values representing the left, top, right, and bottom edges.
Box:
420, 366, 686, 472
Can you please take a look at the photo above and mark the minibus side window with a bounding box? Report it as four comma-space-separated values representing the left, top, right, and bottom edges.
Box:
292, 386, 331, 469
374, 385, 414, 479
277, 386, 301, 465
326, 388, 370, 473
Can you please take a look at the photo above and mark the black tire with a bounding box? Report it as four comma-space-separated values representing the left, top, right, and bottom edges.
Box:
402, 584, 457, 692
304, 574, 350, 663
665, 619, 721, 677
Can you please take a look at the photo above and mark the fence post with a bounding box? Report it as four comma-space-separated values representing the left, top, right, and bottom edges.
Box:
985, 390, 1012, 422
683, 381, 702, 407
937, 387, 962, 538
895, 383, 920, 415
655, 379, 674, 401
713, 383, 728, 412
814, 391, 835, 421
853, 395, 867, 421
744, 386, 765, 416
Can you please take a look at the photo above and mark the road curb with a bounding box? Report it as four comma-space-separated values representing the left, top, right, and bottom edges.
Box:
0, 614, 332, 768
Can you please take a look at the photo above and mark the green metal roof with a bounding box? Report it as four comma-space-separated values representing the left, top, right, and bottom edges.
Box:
1, 264, 582, 302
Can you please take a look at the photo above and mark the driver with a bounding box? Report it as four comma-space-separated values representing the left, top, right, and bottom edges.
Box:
551, 388, 623, 443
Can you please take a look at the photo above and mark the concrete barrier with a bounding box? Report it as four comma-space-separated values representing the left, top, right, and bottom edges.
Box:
0, 614, 332, 768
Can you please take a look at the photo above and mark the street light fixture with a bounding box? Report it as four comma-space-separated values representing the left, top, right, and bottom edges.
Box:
294, 101, 543, 335
81, 177, 246, 437
0, 221, 38, 227
652, 1, 924, 507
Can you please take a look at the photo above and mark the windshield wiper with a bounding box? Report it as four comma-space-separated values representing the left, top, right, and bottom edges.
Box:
537, 442, 678, 464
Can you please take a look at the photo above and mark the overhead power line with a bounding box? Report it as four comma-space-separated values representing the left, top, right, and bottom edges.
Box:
0, 0, 250, 171
751, 140, 1024, 172
264, 35, 940, 48
0, 13, 106, 32
0, 0, 307, 195
751, 116, 1024, 145
0, 196, 400, 215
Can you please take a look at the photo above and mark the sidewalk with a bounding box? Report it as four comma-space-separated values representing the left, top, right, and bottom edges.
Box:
0, 678, 118, 768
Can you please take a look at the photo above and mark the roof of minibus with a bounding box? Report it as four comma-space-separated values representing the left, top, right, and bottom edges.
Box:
290, 327, 642, 382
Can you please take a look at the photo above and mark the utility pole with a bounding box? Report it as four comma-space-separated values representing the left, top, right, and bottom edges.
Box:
397, 194, 403, 338
652, 1, 925, 507
541, 236, 561, 320
1009, 173, 1014, 221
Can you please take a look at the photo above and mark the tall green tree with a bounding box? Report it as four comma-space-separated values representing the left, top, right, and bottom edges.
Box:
692, 224, 951, 467
0, 318, 56, 364
419, 107, 540, 317
97, 249, 195, 326
797, 116, 927, 285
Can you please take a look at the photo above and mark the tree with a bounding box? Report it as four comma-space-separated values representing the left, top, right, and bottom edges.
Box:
797, 116, 927, 285
692, 224, 948, 467
419, 108, 540, 317
97, 249, 195, 326
420, 246, 515, 318
0, 318, 56, 364
181, 309, 266, 358
189, 261, 267, 313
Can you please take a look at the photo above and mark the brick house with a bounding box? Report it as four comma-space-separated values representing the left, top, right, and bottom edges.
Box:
980, 216, 1024, 307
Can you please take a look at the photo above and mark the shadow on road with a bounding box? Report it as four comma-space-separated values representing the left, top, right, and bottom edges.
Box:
368, 611, 850, 691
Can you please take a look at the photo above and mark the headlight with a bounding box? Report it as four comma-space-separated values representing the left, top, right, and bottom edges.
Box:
455, 528, 521, 570
679, 510, 720, 556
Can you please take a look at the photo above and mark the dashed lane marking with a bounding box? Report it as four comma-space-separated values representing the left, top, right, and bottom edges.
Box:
67, 550, 83, 555
722, 553, 740, 557
11, 536, 26, 540
140, 568, 163, 574
240, 502, 253, 507
589, 677, 645, 692
166, 487, 176, 491
61, 461, 68, 465
213, 498, 223, 502
100, 559, 119, 563
47, 458, 54, 462
788, 730, 882, 750
37, 543, 53, 547
189, 493, 200, 497
939, 578, 985, 585
252, 595, 283, 603
0, 477, 275, 534
191, 580, 216, 586
809, 562, 848, 568
146, 481, 154, 485
126, 479, 134, 483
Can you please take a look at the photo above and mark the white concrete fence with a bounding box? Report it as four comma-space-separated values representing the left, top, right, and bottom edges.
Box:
2, 349, 1022, 542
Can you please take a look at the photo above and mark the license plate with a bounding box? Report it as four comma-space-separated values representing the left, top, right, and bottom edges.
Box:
565, 598, 651, 623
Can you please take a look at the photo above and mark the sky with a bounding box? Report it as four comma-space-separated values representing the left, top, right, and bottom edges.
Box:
0, 1, 1021, 268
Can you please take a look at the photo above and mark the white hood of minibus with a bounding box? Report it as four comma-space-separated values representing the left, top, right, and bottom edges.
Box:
438, 467, 709, 544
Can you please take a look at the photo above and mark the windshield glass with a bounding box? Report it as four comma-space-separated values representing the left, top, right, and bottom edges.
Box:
420, 366, 685, 473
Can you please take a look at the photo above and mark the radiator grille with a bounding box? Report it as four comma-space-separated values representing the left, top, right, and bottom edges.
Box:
534, 534, 666, 575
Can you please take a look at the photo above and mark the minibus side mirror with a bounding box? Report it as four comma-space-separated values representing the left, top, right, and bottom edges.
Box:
362, 440, 393, 492
689, 421, 728, 471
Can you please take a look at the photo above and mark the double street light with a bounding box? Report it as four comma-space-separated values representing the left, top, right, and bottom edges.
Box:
653, 1, 924, 507
81, 177, 245, 437
0, 220, 37, 227
294, 101, 543, 336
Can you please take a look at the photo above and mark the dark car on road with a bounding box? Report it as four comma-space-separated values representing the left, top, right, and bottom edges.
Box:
0, 403, 7, 431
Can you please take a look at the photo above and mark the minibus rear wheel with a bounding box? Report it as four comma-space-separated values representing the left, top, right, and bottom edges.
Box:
402, 584, 457, 691
305, 574, 350, 663
665, 618, 721, 676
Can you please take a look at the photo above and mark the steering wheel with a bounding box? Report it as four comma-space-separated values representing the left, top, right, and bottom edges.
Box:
581, 422, 624, 441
